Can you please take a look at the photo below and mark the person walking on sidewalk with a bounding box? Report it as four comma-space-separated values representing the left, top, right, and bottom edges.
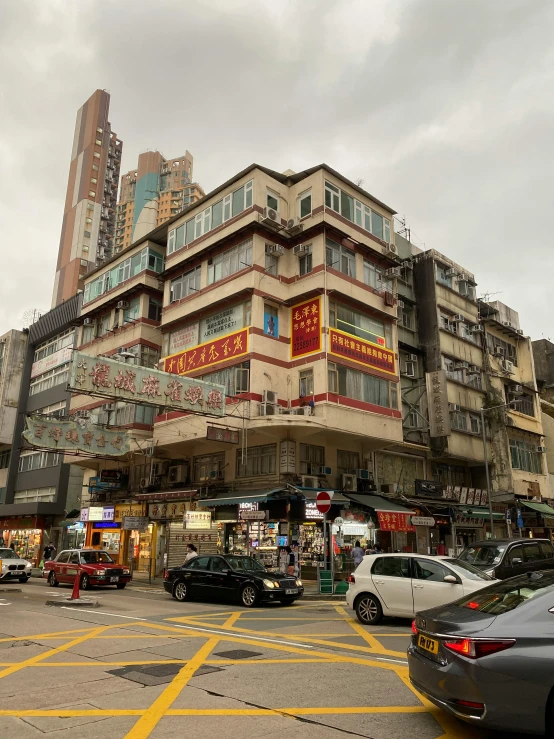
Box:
351, 540, 365, 568
284, 546, 295, 576
183, 544, 198, 564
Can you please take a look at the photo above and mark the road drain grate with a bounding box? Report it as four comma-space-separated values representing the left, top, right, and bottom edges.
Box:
108, 663, 224, 686
214, 649, 263, 660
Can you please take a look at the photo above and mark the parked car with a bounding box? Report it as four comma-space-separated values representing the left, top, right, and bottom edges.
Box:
457, 538, 554, 579
346, 553, 495, 625
43, 549, 131, 589
0, 548, 32, 583
408, 570, 554, 735
164, 554, 304, 607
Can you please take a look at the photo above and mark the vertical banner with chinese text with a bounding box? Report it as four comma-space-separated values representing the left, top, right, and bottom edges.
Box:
290, 296, 322, 359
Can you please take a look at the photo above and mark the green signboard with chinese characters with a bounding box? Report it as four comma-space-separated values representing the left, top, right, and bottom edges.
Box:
68, 351, 226, 417
23, 416, 130, 456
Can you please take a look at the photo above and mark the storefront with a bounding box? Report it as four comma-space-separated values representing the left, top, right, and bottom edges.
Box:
0, 516, 47, 565
146, 496, 194, 577
518, 500, 554, 540
82, 502, 147, 566
452, 506, 506, 554
343, 494, 416, 553
65, 521, 86, 550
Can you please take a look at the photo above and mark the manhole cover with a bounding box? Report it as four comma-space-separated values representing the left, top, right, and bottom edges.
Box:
214, 649, 263, 660
108, 663, 224, 686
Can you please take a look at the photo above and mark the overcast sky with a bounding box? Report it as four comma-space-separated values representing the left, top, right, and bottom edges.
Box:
1, 0, 553, 337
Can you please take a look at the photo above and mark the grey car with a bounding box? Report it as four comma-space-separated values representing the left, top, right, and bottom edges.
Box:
408, 571, 554, 735
0, 548, 33, 582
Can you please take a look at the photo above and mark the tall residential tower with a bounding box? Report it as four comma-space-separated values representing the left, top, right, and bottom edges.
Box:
52, 89, 122, 307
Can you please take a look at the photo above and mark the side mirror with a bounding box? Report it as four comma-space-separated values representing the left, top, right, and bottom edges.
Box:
443, 574, 458, 584
511, 558, 523, 565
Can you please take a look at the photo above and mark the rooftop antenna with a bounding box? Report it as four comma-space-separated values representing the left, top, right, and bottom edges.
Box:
22, 308, 44, 329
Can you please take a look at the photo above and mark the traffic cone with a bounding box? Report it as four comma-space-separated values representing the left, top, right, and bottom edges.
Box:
69, 568, 80, 600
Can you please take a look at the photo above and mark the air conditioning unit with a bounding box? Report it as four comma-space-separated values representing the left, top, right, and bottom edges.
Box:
117, 300, 129, 309
169, 465, 184, 483
454, 361, 469, 370
503, 321, 513, 328
385, 243, 398, 256
139, 477, 149, 488
263, 390, 278, 404
293, 244, 309, 256
537, 446, 547, 454
341, 473, 357, 491
397, 299, 405, 309
356, 469, 370, 480
295, 406, 312, 416
301, 475, 319, 488
516, 329, 523, 335
385, 267, 401, 277
445, 268, 457, 277
260, 403, 278, 416
470, 325, 484, 333
317, 466, 333, 475
457, 273, 469, 282
266, 244, 285, 257
449, 403, 461, 412
407, 353, 418, 362
467, 365, 480, 374
511, 384, 524, 395
494, 346, 505, 357
101, 403, 115, 412
83, 317, 93, 326
261, 207, 280, 226
451, 314, 465, 323
503, 359, 515, 374
286, 217, 303, 232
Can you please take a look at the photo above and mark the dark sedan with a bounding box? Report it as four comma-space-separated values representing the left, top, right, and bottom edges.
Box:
164, 554, 304, 607
408, 570, 554, 735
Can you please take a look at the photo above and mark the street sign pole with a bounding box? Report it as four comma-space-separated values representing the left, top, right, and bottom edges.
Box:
323, 512, 327, 569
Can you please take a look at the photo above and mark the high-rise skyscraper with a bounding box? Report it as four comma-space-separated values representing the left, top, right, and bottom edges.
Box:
114, 150, 204, 253
52, 89, 122, 307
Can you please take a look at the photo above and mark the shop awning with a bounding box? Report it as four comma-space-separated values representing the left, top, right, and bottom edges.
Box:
344, 494, 415, 513
197, 488, 289, 507
521, 500, 554, 516
459, 506, 505, 520
298, 488, 349, 504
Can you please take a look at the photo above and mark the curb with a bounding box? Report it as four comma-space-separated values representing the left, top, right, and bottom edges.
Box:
302, 594, 346, 601
46, 598, 100, 608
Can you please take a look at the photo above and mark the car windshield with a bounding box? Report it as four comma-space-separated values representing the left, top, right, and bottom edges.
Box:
456, 573, 554, 614
458, 544, 508, 567
226, 556, 266, 573
0, 549, 19, 560
443, 558, 493, 581
79, 551, 115, 564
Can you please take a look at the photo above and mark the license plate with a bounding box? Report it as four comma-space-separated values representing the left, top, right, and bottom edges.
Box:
418, 633, 439, 655
285, 588, 298, 595
110, 576, 119, 582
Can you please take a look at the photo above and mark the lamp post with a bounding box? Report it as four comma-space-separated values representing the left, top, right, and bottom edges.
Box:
480, 401, 521, 540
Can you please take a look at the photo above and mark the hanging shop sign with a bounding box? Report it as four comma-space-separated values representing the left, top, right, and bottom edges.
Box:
31, 346, 73, 379
239, 502, 259, 513
80, 508, 89, 522
290, 297, 322, 359
414, 480, 444, 498
122, 516, 149, 531
88, 507, 104, 522
148, 502, 188, 520
305, 502, 325, 520
280, 440, 296, 474
114, 503, 146, 523
206, 426, 240, 444
426, 370, 451, 438
240, 510, 268, 521
184, 511, 212, 530
164, 328, 248, 377
92, 522, 121, 529
377, 512, 415, 532
23, 415, 130, 456
329, 328, 395, 375
69, 351, 226, 417
100, 470, 124, 485
454, 511, 484, 528
410, 516, 436, 527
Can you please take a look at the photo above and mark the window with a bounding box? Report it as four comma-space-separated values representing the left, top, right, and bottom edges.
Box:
19, 451, 59, 473
193, 452, 225, 482
208, 239, 252, 284
337, 450, 360, 476
92, 164, 99, 171
170, 267, 200, 302
299, 444, 325, 475
236, 444, 277, 477
326, 238, 356, 278
507, 544, 525, 565
93, 152, 100, 159
363, 260, 383, 290
450, 410, 467, 432
95, 138, 102, 146
436, 265, 453, 288
267, 189, 279, 211
13, 487, 56, 503
200, 362, 249, 396
299, 369, 314, 397
0, 450, 10, 469
324, 181, 391, 242
507, 389, 534, 417
148, 298, 162, 322
328, 362, 338, 393
401, 307, 414, 330
329, 301, 391, 348
186, 556, 211, 570
299, 250, 312, 276
325, 181, 340, 212
509, 439, 542, 474
123, 297, 140, 322
83, 247, 164, 305
90, 178, 97, 185
521, 543, 542, 562
96, 313, 111, 337
299, 190, 312, 218
406, 409, 420, 428
29, 363, 70, 395
34, 329, 74, 363
82, 322, 94, 345
89, 191, 96, 198
336, 365, 396, 409
37, 401, 67, 418
414, 559, 450, 582
265, 252, 278, 276
372, 557, 410, 577
539, 541, 554, 559
469, 414, 482, 434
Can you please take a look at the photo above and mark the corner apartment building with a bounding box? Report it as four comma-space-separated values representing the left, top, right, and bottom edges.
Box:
0, 330, 28, 503
115, 151, 204, 253
0, 295, 83, 564
52, 89, 122, 307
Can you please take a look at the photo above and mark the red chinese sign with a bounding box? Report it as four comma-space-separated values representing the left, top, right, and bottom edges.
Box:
329, 328, 396, 375
377, 511, 415, 532
291, 297, 322, 358
164, 328, 248, 375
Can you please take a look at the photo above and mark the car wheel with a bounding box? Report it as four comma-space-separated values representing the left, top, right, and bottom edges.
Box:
48, 571, 58, 587
19, 576, 29, 584
355, 594, 382, 625
80, 573, 91, 590
280, 598, 296, 606
240, 584, 258, 608
174, 580, 188, 602
546, 687, 554, 735
116, 583, 126, 589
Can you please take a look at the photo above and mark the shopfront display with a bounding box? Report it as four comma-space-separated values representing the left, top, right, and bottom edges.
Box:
0, 517, 46, 565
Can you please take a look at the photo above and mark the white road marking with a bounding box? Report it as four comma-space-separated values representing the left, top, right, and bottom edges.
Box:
60, 608, 148, 620
375, 657, 408, 665
167, 622, 315, 649
129, 588, 165, 594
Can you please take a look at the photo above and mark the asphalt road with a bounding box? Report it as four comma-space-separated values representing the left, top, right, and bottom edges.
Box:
0, 578, 536, 738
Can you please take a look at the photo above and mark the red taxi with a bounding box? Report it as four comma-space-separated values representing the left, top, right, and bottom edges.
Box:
43, 549, 131, 589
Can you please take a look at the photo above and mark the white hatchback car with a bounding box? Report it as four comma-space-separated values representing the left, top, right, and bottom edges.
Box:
346, 553, 496, 625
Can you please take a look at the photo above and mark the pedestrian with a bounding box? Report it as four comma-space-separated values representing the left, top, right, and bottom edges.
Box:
373, 542, 383, 554
436, 541, 446, 556
351, 540, 365, 568
43, 543, 56, 561
284, 545, 295, 576
183, 544, 198, 564
10, 543, 16, 552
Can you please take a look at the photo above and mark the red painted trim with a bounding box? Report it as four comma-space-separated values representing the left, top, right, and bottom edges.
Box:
312, 205, 324, 216
326, 393, 402, 417
328, 354, 399, 383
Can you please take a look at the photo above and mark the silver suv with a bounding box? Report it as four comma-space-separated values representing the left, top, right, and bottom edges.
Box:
0, 548, 33, 583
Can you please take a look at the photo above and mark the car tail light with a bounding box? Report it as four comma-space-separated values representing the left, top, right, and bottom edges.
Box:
163, 569, 169, 580
443, 637, 515, 659
347, 574, 355, 583
454, 700, 485, 709
411, 620, 418, 635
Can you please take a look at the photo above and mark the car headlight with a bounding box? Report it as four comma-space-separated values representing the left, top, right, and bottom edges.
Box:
296, 579, 302, 587
263, 579, 275, 589
96, 569, 106, 576
123, 568, 130, 575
